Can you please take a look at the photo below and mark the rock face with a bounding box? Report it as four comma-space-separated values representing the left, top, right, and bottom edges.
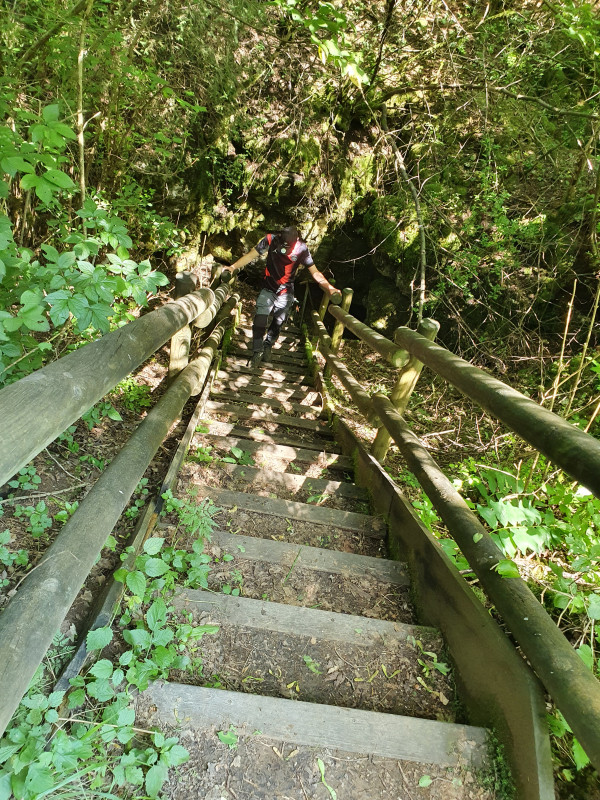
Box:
365, 277, 410, 332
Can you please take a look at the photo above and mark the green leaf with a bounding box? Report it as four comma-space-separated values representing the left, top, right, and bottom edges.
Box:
493, 558, 521, 579
86, 678, 115, 702
18, 304, 49, 332
572, 738, 590, 771
117, 706, 136, 726
90, 659, 114, 679
418, 775, 433, 787
144, 557, 170, 577
163, 744, 189, 766
42, 104, 60, 123
586, 593, 600, 620
44, 169, 75, 189
145, 762, 168, 798
67, 688, 86, 708
20, 173, 39, 190
147, 598, 168, 631
126, 570, 147, 597
52, 123, 77, 140
144, 537, 165, 555
24, 763, 54, 796
34, 177, 55, 205
1, 156, 35, 176
86, 625, 113, 651
123, 627, 152, 649
576, 644, 594, 671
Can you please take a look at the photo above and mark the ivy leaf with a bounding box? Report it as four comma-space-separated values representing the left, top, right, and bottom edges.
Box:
572, 738, 590, 771
418, 775, 433, 787
86, 626, 113, 651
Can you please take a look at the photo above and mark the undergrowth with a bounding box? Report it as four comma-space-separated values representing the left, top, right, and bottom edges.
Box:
0, 495, 221, 799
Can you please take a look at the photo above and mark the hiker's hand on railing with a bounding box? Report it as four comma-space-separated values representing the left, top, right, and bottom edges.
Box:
220, 267, 237, 284
311, 269, 342, 304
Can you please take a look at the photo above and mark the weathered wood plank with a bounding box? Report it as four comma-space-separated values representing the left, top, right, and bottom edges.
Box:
206, 401, 333, 434
174, 589, 431, 643
212, 462, 367, 499
191, 485, 386, 536
200, 528, 408, 584
139, 684, 489, 768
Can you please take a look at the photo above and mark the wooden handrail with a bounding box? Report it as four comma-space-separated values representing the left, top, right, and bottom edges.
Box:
371, 393, 600, 771
311, 312, 379, 424
327, 305, 409, 367
0, 289, 214, 488
394, 326, 600, 498
0, 296, 237, 736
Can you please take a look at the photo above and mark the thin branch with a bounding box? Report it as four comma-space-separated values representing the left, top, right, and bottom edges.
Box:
377, 83, 600, 120
380, 103, 427, 323
18, 0, 90, 64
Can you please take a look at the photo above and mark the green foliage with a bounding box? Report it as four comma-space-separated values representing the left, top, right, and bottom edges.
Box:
0, 530, 29, 587
221, 447, 254, 465
13, 501, 53, 539
81, 401, 122, 430
0, 527, 222, 798
7, 466, 41, 491
111, 377, 153, 413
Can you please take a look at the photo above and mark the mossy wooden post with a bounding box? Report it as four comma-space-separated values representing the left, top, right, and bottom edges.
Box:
371, 318, 440, 463
169, 272, 196, 379
324, 288, 353, 380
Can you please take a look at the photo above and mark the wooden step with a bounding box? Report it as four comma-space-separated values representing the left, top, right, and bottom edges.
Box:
214, 375, 320, 404
232, 341, 306, 362
207, 462, 368, 500
226, 356, 309, 378
206, 401, 333, 435
190, 485, 386, 537
195, 434, 354, 471
208, 529, 406, 584
172, 589, 452, 719
210, 390, 321, 418
137, 684, 488, 769
230, 345, 306, 366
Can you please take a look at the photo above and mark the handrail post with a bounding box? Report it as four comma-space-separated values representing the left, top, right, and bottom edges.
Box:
318, 291, 330, 321
371, 318, 439, 463
169, 272, 196, 379
324, 287, 353, 379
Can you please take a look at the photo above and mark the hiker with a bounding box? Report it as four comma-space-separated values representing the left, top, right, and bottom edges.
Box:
222, 225, 335, 368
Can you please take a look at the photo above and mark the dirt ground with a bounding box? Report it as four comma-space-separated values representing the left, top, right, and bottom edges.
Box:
135, 699, 494, 800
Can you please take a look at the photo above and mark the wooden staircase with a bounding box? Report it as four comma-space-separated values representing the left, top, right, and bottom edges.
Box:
135, 323, 493, 799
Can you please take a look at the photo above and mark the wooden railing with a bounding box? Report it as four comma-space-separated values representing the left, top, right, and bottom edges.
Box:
0, 270, 339, 735
0, 278, 238, 733
308, 301, 600, 776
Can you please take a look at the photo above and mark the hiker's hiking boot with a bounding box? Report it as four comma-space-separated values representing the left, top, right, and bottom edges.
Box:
250, 351, 263, 370
262, 343, 273, 363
